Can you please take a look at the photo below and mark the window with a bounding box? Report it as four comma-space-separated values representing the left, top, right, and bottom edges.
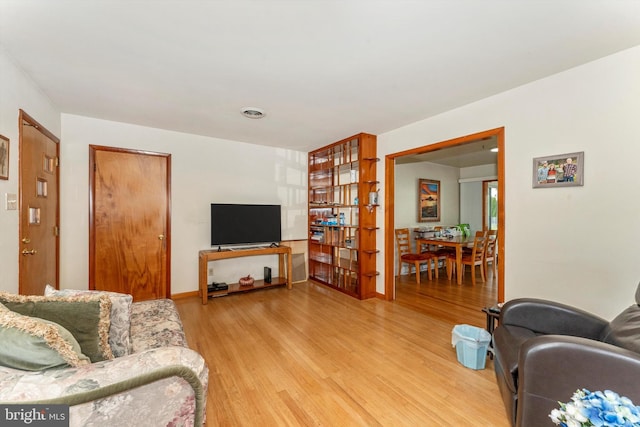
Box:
484, 180, 498, 230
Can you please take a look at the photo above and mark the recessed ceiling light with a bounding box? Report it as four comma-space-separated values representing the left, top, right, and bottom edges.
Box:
241, 107, 266, 119
490, 147, 499, 152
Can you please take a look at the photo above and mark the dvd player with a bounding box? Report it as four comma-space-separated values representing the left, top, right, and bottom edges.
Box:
208, 282, 228, 292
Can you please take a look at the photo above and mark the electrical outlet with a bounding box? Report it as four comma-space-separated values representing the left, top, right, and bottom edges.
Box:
208, 267, 214, 276
5, 193, 17, 210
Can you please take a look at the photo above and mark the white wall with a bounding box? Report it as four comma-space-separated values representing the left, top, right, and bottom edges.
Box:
395, 161, 459, 229
378, 45, 640, 319
459, 164, 497, 181
459, 164, 497, 233
0, 48, 61, 293
60, 114, 308, 294
459, 181, 482, 232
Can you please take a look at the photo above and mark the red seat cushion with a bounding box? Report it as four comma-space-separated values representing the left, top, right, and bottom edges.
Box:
402, 253, 432, 261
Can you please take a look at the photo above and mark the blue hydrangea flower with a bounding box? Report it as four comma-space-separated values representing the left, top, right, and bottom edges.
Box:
550, 389, 640, 427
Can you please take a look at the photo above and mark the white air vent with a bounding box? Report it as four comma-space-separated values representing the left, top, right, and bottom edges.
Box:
241, 107, 266, 119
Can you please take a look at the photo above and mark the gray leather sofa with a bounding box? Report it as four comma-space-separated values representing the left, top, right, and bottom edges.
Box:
493, 284, 640, 427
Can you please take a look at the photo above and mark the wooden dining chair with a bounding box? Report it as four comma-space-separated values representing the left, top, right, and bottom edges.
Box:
420, 237, 452, 279
447, 233, 487, 285
463, 230, 486, 254
395, 228, 434, 284
484, 230, 498, 280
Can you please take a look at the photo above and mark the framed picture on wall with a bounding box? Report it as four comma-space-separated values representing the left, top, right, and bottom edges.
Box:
0, 134, 9, 180
418, 178, 440, 222
532, 151, 584, 188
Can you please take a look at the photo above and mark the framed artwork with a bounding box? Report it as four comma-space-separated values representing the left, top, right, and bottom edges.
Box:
532, 151, 584, 188
418, 178, 440, 222
0, 134, 9, 180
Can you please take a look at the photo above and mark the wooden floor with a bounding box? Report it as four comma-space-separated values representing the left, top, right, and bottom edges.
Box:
175, 266, 507, 426
394, 263, 499, 326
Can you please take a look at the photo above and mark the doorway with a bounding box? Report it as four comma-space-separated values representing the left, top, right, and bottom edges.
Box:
384, 127, 505, 302
89, 145, 171, 301
18, 110, 60, 295
484, 180, 498, 230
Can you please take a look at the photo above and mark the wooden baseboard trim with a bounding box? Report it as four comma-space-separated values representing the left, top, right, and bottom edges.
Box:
171, 290, 199, 300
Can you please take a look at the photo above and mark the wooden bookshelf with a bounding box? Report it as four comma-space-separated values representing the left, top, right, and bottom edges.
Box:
308, 133, 378, 299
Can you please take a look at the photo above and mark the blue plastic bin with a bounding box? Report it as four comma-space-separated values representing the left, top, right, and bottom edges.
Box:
451, 324, 491, 370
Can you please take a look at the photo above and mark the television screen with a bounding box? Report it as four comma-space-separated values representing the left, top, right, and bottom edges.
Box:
211, 203, 281, 246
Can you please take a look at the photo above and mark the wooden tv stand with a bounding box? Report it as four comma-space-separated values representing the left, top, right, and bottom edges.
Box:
198, 246, 292, 304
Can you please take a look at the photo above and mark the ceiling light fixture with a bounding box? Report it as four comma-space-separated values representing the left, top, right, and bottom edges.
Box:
490, 147, 499, 152
241, 107, 266, 119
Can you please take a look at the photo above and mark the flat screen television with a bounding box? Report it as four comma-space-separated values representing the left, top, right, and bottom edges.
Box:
211, 203, 281, 246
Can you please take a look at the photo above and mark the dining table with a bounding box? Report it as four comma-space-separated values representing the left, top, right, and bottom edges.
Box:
415, 235, 473, 285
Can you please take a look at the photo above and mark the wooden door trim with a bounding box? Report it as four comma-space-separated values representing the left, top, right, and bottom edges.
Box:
19, 110, 60, 143
89, 145, 172, 297
18, 109, 60, 293
482, 179, 498, 231
384, 127, 505, 302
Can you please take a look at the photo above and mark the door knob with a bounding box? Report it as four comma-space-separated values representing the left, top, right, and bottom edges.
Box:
158, 234, 165, 241
21, 249, 37, 255
22, 237, 31, 243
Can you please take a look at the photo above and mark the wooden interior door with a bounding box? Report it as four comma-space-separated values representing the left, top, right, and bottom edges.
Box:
19, 110, 60, 295
90, 146, 171, 301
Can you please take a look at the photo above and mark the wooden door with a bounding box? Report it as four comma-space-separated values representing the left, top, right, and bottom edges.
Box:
19, 110, 60, 295
89, 146, 171, 301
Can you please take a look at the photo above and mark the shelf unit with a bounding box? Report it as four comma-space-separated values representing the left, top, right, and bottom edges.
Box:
308, 133, 378, 299
198, 246, 292, 304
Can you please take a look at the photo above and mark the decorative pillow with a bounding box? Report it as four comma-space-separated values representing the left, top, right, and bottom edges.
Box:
0, 302, 90, 370
45, 285, 133, 357
0, 292, 113, 362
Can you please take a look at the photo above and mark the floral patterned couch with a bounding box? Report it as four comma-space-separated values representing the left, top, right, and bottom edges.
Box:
0, 297, 208, 426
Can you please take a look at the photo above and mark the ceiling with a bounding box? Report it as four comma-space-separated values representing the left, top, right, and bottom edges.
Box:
1, 1, 640, 153
396, 136, 497, 168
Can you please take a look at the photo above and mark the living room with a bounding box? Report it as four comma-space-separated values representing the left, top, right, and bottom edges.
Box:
2, 2, 640, 425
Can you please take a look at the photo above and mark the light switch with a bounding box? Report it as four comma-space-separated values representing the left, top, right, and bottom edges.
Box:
5, 193, 17, 210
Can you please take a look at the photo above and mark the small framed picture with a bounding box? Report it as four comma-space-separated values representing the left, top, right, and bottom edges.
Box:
0, 134, 9, 180
532, 151, 584, 188
418, 178, 440, 222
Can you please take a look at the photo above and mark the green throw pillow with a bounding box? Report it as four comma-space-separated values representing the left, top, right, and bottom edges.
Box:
0, 292, 113, 362
44, 284, 133, 357
0, 302, 90, 370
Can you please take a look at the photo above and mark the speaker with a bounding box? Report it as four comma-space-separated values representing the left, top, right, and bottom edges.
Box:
264, 266, 272, 283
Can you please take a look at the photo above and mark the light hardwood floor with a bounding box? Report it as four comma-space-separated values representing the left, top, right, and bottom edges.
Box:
175, 267, 507, 426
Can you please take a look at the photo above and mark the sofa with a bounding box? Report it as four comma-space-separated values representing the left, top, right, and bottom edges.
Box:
0, 289, 208, 426
493, 283, 640, 427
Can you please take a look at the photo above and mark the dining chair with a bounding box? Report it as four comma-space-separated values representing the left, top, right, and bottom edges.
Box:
395, 228, 434, 284
463, 230, 486, 254
484, 230, 498, 280
447, 232, 487, 285
419, 231, 452, 279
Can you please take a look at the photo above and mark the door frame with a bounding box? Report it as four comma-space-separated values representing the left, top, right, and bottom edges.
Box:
88, 145, 172, 297
18, 109, 60, 293
384, 127, 505, 302
483, 179, 498, 230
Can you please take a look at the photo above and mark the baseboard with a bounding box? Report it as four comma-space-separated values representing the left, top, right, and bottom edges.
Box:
171, 290, 199, 300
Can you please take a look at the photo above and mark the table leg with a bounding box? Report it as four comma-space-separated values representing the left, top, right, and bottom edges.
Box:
286, 251, 292, 289
199, 254, 208, 305
280, 252, 293, 290
456, 245, 462, 285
